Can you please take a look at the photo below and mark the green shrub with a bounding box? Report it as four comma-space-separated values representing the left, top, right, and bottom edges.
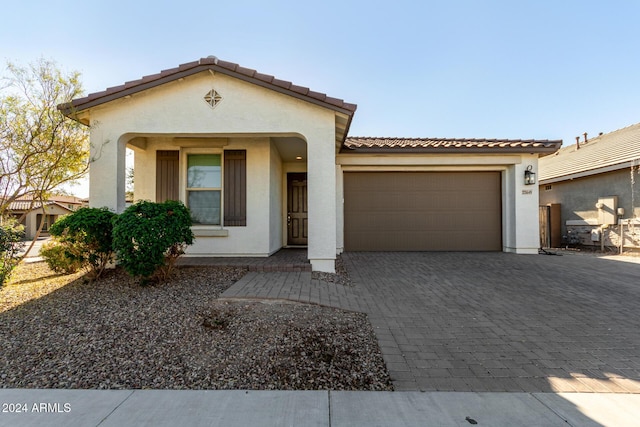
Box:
0, 219, 25, 285
48, 207, 117, 279
40, 241, 83, 274
112, 200, 194, 283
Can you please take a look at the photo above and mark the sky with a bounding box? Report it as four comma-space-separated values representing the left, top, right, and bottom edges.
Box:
2, 0, 640, 197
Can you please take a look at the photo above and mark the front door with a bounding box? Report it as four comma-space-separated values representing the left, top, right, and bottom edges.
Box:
287, 173, 308, 245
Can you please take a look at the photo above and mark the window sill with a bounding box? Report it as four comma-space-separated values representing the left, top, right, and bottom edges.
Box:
192, 228, 229, 237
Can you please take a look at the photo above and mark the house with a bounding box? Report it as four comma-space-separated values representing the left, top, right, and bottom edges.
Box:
7, 195, 86, 240
59, 56, 561, 272
539, 124, 640, 251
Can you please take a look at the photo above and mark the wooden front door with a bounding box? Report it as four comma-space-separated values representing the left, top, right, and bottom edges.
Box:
287, 173, 308, 245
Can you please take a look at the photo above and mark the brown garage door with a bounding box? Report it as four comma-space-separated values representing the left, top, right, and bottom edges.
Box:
344, 172, 502, 251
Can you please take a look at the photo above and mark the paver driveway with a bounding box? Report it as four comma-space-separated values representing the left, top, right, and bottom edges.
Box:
223, 251, 640, 393
343, 252, 640, 392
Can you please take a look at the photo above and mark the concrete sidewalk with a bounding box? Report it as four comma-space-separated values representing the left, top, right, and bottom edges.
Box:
1, 389, 639, 426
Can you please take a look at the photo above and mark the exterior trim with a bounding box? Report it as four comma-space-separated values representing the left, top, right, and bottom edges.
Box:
539, 160, 636, 185
58, 58, 357, 118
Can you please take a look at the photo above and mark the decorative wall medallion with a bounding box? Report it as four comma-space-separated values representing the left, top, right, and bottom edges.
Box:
204, 89, 223, 109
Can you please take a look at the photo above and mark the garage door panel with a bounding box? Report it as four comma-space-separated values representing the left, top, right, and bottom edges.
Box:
344, 172, 502, 251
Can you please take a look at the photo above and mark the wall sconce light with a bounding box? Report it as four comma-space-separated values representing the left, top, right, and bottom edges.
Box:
524, 165, 536, 185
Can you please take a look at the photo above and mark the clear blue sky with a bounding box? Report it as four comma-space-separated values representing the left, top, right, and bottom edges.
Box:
2, 1, 640, 180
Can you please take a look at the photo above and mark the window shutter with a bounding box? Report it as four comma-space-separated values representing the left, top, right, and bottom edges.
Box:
224, 150, 247, 226
156, 150, 179, 202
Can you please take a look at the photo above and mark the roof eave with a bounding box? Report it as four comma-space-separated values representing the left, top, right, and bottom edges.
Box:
58, 61, 357, 122
539, 160, 637, 184
339, 145, 562, 155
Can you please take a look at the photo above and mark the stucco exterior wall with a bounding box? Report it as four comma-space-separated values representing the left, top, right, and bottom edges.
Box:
539, 168, 640, 250
306, 126, 337, 272
336, 152, 540, 254
269, 141, 283, 254
335, 164, 344, 254
503, 155, 539, 254
132, 136, 278, 256
85, 70, 339, 271
21, 205, 73, 240
540, 168, 640, 229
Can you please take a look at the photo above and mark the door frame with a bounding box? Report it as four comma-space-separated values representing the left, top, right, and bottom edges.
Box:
286, 172, 308, 246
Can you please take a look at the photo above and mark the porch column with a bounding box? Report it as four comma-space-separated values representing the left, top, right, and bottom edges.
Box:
306, 130, 337, 273
504, 156, 539, 254
335, 164, 345, 254
89, 129, 127, 213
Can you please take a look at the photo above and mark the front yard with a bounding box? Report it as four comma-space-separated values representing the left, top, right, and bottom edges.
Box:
0, 262, 392, 391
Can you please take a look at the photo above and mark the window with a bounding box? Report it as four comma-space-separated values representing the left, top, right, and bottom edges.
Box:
187, 154, 221, 225
160, 150, 246, 227
36, 214, 56, 232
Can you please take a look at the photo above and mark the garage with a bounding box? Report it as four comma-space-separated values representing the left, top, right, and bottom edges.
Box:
343, 171, 502, 251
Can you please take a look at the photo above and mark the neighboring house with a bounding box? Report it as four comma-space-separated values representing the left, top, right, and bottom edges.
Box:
8, 195, 86, 240
59, 56, 561, 272
539, 124, 640, 251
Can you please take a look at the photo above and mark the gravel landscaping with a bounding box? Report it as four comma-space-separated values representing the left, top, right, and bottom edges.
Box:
0, 262, 392, 391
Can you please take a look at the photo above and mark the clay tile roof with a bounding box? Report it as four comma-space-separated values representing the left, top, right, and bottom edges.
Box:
271, 78, 292, 89
253, 72, 274, 83
7, 200, 75, 212
289, 84, 307, 94
235, 65, 256, 77
342, 137, 562, 154
59, 56, 357, 118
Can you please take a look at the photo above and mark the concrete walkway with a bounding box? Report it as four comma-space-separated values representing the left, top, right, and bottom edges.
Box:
222, 252, 640, 394
1, 388, 639, 427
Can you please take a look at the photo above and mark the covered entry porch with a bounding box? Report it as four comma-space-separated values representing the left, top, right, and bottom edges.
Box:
61, 57, 356, 272
129, 134, 312, 259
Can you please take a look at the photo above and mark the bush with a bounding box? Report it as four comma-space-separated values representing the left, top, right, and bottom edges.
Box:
112, 200, 194, 283
0, 219, 25, 285
40, 241, 83, 274
48, 207, 117, 279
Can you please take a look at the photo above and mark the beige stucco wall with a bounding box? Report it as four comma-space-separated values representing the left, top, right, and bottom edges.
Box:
81, 65, 543, 267
502, 154, 540, 254
336, 152, 541, 254
85, 70, 339, 271
269, 141, 284, 254
132, 136, 292, 256
22, 204, 73, 240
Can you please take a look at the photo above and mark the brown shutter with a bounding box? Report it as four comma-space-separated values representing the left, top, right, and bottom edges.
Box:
156, 150, 179, 202
224, 150, 246, 226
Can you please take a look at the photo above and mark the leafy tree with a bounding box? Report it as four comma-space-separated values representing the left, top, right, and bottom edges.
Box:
47, 207, 117, 279
112, 200, 194, 284
126, 165, 134, 202
0, 219, 25, 285
0, 58, 90, 255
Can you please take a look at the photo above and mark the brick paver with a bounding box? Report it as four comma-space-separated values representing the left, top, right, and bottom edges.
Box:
221, 251, 640, 392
